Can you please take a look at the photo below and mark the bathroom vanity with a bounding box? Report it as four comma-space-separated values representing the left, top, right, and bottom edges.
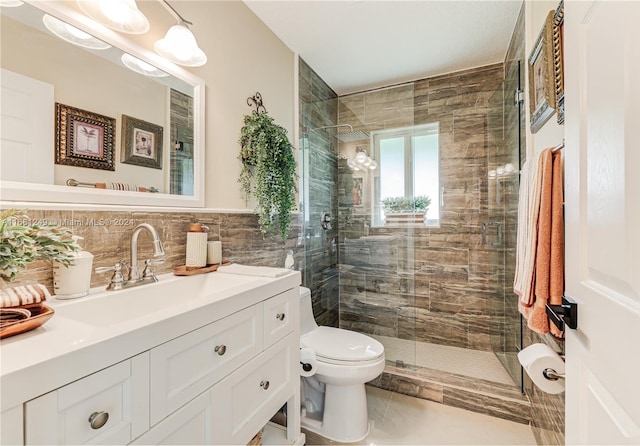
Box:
0, 271, 303, 445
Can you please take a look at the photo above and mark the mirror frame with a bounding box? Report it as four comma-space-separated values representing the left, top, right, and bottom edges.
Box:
1, 0, 205, 208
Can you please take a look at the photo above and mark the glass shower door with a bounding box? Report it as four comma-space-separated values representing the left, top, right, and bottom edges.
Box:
487, 61, 523, 390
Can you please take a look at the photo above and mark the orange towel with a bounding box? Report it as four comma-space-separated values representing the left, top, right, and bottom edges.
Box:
528, 148, 553, 334
515, 147, 565, 337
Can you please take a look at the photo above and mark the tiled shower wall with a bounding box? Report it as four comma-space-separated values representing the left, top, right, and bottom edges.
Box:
338, 64, 505, 351
298, 59, 340, 328
3, 208, 302, 291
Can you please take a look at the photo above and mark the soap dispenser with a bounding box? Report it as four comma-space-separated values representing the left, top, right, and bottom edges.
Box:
285, 250, 295, 270
53, 236, 94, 299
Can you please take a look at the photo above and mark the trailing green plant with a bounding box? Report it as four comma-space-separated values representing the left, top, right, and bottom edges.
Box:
238, 112, 297, 239
381, 195, 431, 214
0, 209, 78, 283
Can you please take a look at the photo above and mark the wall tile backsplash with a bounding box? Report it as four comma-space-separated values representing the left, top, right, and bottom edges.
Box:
2, 208, 302, 292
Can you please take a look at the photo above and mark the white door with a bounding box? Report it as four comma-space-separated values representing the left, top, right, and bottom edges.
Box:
0, 69, 54, 183
564, 1, 640, 444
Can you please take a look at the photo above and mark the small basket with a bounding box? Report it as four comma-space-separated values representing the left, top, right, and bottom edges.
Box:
247, 430, 263, 446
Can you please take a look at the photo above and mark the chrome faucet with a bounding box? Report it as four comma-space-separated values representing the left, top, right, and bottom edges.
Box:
129, 223, 165, 283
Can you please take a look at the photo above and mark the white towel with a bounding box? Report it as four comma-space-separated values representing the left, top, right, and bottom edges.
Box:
217, 264, 291, 278
514, 150, 545, 306
0, 284, 51, 308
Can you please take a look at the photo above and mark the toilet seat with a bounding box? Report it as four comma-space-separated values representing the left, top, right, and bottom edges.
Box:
301, 326, 384, 365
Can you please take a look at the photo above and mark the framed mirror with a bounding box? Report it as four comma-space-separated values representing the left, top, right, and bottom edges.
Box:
0, 0, 205, 207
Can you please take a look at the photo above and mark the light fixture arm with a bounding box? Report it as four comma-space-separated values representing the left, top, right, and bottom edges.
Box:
159, 0, 192, 26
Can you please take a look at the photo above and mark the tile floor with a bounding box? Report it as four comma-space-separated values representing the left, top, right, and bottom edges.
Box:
304, 386, 536, 445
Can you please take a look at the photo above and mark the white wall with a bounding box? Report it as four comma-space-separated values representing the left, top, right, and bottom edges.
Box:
132, 1, 296, 209
525, 0, 564, 156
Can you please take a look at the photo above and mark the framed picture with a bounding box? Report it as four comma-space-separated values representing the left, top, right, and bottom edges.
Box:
55, 103, 115, 171
352, 177, 363, 207
528, 10, 556, 133
552, 1, 565, 124
121, 115, 163, 169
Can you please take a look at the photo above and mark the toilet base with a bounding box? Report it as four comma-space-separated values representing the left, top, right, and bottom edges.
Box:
301, 382, 370, 443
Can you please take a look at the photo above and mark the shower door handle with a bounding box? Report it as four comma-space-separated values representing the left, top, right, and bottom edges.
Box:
482, 222, 503, 247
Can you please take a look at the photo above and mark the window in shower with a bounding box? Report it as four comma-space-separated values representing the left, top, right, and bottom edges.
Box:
372, 122, 440, 226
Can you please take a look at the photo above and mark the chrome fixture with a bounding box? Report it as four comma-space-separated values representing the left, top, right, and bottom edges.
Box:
95, 223, 165, 290
543, 368, 565, 381
129, 223, 165, 282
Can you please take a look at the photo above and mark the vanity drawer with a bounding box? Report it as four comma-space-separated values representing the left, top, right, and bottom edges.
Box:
211, 335, 296, 445
24, 353, 149, 445
150, 304, 263, 425
263, 288, 296, 348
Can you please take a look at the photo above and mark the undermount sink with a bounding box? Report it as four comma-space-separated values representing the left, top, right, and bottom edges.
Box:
53, 273, 258, 327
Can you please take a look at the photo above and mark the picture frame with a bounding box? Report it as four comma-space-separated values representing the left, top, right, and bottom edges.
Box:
121, 115, 163, 169
528, 10, 556, 133
552, 1, 565, 124
55, 103, 115, 171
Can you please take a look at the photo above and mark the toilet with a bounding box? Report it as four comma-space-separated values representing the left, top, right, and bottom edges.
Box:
299, 287, 385, 443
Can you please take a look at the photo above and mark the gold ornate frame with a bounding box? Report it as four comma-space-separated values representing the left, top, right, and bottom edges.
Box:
121, 115, 163, 169
55, 103, 115, 170
528, 10, 557, 133
552, 1, 565, 124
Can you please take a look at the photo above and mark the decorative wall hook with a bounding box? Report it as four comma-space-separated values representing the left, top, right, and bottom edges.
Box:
247, 92, 267, 114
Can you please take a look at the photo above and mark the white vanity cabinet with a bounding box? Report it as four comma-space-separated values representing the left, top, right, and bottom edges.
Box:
5, 279, 302, 446
24, 354, 150, 445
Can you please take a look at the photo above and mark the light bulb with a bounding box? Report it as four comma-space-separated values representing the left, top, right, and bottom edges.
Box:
0, 0, 24, 7
355, 151, 367, 163
121, 53, 169, 78
65, 23, 92, 40
42, 14, 111, 50
488, 170, 497, 179
369, 161, 377, 170
77, 0, 149, 34
496, 166, 505, 176
505, 163, 515, 173
99, 0, 130, 24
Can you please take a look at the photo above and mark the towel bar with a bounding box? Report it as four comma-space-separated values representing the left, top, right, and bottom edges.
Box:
66, 178, 158, 193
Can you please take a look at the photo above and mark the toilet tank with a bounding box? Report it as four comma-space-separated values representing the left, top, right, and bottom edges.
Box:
299, 287, 319, 335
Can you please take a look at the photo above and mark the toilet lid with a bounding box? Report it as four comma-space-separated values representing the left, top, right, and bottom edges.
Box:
301, 326, 384, 362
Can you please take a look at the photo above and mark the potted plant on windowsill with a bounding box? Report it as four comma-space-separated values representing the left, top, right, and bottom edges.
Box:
381, 195, 431, 225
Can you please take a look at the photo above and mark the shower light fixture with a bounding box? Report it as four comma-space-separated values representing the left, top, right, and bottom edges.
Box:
77, 0, 149, 34
42, 14, 111, 50
154, 1, 207, 67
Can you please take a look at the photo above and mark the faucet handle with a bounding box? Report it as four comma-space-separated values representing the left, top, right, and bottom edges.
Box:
142, 258, 165, 281
95, 260, 128, 290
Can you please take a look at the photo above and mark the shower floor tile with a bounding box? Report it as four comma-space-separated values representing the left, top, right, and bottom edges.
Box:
373, 335, 514, 385
303, 386, 536, 445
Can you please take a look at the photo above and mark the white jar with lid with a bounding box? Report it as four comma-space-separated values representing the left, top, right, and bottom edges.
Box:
53, 236, 94, 299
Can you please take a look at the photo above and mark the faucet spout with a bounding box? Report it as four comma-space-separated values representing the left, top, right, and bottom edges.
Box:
129, 223, 165, 282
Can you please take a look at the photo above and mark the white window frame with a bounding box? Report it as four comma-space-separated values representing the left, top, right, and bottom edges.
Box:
372, 122, 439, 227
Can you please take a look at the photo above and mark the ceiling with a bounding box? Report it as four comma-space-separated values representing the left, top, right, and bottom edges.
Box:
243, 0, 522, 96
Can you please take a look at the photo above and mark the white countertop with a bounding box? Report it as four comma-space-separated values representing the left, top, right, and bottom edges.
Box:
0, 270, 300, 411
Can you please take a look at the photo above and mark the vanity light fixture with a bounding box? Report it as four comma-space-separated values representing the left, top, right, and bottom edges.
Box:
0, 0, 24, 7
121, 53, 169, 78
42, 14, 111, 50
77, 0, 149, 34
351, 150, 377, 171
154, 0, 207, 67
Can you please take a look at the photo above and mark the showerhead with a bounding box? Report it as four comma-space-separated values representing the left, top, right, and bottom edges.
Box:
335, 130, 370, 143
307, 124, 370, 143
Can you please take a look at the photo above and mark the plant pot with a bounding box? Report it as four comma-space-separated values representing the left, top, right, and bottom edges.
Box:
384, 212, 426, 225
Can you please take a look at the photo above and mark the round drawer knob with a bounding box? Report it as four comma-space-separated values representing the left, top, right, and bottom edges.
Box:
214, 345, 227, 356
260, 380, 270, 390
88, 411, 109, 430
276, 313, 286, 321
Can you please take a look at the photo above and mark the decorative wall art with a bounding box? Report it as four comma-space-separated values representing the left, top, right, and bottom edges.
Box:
55, 103, 115, 171
528, 10, 556, 133
121, 115, 163, 169
553, 0, 565, 124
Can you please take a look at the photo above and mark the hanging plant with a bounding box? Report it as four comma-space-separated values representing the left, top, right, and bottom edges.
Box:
238, 112, 297, 239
